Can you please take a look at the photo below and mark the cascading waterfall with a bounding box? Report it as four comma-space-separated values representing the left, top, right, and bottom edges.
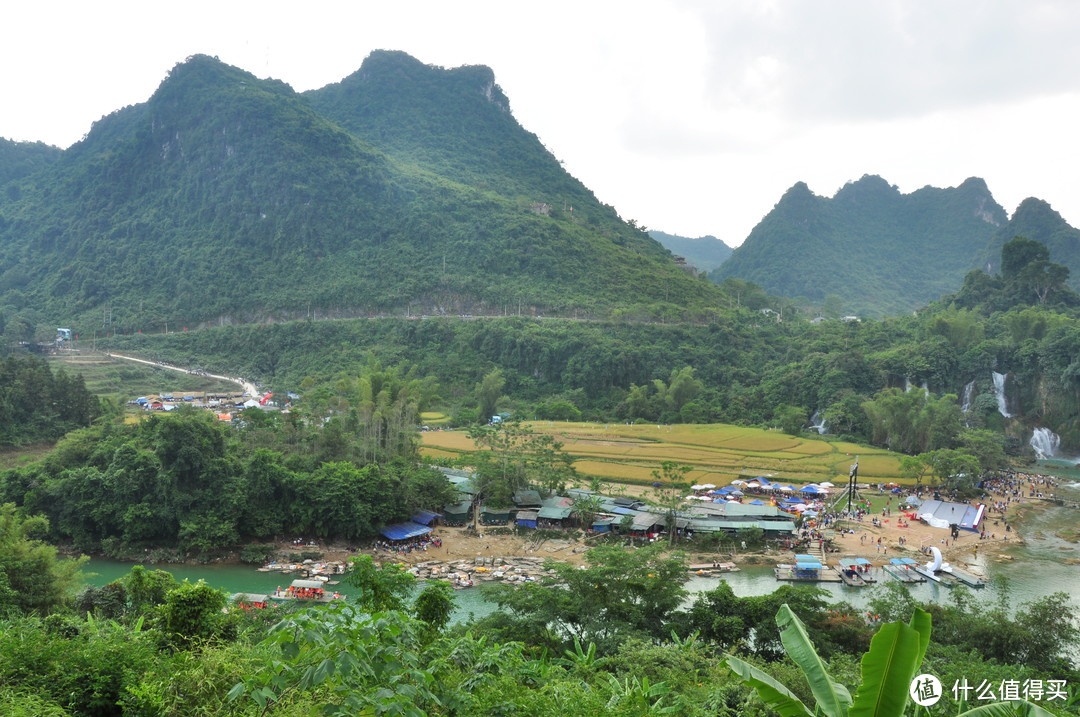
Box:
1030, 428, 1061, 460
991, 371, 1013, 417
904, 378, 913, 392
960, 381, 976, 413
808, 410, 828, 435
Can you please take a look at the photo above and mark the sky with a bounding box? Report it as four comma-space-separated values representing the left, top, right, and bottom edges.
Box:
3, 0, 1080, 246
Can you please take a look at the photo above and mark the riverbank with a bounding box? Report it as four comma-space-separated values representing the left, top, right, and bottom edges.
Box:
63, 490, 1065, 585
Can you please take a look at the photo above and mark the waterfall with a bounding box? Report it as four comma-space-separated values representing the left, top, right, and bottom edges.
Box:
991, 371, 1012, 417
960, 381, 976, 413
808, 410, 828, 435
1031, 427, 1061, 460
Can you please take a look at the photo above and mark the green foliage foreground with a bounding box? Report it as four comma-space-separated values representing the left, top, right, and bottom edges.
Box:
0, 546, 1077, 716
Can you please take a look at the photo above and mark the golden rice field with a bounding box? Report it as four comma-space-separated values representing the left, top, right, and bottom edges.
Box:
420, 421, 906, 490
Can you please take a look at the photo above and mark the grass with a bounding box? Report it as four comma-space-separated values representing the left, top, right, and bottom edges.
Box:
420, 421, 909, 491
0, 443, 55, 470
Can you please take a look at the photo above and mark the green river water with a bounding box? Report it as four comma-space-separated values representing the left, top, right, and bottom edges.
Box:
81, 463, 1080, 620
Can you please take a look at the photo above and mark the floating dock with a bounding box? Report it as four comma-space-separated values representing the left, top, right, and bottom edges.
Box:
913, 566, 957, 586
883, 561, 925, 582
942, 565, 987, 588
839, 558, 877, 583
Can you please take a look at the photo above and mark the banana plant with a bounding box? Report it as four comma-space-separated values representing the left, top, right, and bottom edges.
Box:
726, 604, 1056, 717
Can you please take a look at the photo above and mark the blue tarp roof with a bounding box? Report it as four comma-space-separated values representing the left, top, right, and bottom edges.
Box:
381, 522, 432, 541
411, 510, 443, 525
795, 560, 822, 570
794, 554, 817, 561
890, 558, 918, 565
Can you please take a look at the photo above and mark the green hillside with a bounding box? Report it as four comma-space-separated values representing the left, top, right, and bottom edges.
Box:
0, 137, 62, 190
0, 53, 720, 331
648, 230, 733, 272
976, 197, 1080, 290
712, 175, 1008, 316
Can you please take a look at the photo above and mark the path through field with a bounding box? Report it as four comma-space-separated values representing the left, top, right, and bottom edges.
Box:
105, 352, 259, 396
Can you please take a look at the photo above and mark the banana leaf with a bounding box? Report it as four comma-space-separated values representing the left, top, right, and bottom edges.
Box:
724, 654, 815, 717
775, 604, 853, 717
849, 621, 923, 717
908, 607, 932, 668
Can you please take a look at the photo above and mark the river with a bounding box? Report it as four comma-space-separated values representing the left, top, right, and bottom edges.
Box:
81, 463, 1080, 621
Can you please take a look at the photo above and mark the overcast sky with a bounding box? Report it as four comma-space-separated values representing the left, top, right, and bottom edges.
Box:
3, 1, 1079, 245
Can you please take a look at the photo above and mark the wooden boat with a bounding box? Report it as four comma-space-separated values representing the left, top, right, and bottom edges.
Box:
688, 561, 740, 575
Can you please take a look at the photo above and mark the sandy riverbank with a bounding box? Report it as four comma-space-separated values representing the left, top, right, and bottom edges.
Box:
258, 494, 1053, 581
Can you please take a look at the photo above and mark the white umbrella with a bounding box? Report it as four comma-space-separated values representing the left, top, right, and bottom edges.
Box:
731, 479, 746, 485
701, 483, 716, 489
819, 481, 835, 488
791, 504, 808, 512
745, 481, 760, 488
691, 484, 706, 491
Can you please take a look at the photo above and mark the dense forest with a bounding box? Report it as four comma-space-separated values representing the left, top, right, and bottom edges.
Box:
94, 237, 1080, 451
0, 355, 101, 446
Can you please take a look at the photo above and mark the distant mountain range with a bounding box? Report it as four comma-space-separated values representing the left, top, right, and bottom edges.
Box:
0, 52, 719, 331
648, 231, 733, 272
712, 175, 1080, 316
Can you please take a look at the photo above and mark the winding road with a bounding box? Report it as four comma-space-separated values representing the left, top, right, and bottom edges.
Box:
105, 352, 259, 396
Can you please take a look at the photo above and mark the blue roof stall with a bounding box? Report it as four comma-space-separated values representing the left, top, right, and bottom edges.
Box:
380, 522, 432, 541
411, 510, 443, 525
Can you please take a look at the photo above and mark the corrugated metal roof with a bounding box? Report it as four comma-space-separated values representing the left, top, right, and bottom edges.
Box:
514, 490, 543, 506
516, 510, 539, 521
758, 521, 796, 532
443, 499, 473, 516
537, 506, 572, 520
632, 513, 663, 529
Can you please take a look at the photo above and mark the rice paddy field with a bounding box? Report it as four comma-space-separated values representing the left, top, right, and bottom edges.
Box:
421, 422, 905, 490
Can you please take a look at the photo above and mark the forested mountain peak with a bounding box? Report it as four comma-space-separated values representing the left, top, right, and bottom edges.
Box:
345, 50, 508, 111
979, 196, 1080, 282
301, 50, 637, 240
0, 52, 721, 331
833, 174, 900, 205
714, 175, 1009, 316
